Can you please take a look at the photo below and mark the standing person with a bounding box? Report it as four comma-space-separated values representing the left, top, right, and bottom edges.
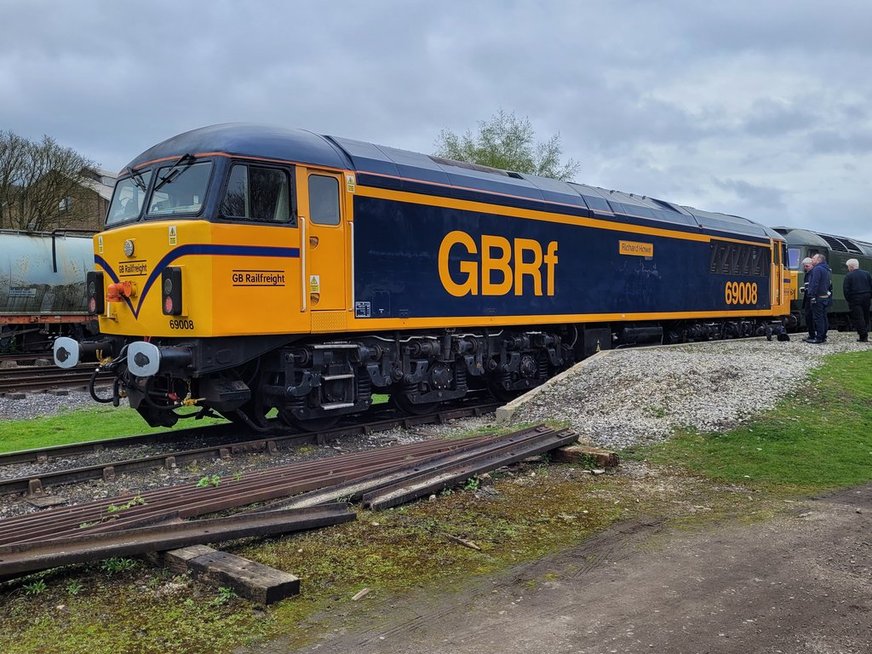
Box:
843, 258, 872, 342
800, 257, 816, 342
806, 253, 832, 344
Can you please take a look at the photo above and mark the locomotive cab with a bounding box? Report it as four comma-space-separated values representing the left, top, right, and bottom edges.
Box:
54, 129, 360, 428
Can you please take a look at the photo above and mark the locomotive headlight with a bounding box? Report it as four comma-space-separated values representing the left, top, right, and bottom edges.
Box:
86, 271, 104, 315
123, 239, 135, 257
162, 266, 183, 316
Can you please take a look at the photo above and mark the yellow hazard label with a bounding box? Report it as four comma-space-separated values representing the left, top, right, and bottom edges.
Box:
168, 225, 177, 246
309, 274, 321, 294
97, 235, 104, 254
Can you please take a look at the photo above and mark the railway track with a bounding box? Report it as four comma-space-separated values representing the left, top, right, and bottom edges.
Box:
0, 362, 112, 393
0, 399, 500, 496
0, 424, 579, 580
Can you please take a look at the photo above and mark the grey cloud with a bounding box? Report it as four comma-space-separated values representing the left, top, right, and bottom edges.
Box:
807, 129, 872, 155
712, 178, 787, 211
0, 0, 870, 240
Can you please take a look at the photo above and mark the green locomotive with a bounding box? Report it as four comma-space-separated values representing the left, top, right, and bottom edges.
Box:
774, 226, 872, 331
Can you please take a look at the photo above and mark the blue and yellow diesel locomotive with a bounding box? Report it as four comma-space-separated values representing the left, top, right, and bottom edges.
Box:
53, 124, 790, 428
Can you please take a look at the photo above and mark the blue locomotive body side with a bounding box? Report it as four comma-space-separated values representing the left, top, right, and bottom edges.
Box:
352, 194, 771, 320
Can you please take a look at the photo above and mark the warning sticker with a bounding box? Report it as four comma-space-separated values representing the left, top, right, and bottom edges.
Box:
309, 274, 321, 294
168, 225, 177, 246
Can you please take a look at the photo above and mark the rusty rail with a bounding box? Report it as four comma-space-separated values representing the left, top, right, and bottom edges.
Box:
0, 426, 580, 582
0, 435, 498, 547
363, 426, 579, 510
0, 504, 354, 580
0, 400, 500, 496
0, 363, 111, 393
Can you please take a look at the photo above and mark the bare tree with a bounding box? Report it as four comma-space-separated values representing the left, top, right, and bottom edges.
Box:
434, 110, 580, 181
0, 131, 97, 231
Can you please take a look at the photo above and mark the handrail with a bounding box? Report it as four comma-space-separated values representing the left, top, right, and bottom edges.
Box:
300, 216, 307, 313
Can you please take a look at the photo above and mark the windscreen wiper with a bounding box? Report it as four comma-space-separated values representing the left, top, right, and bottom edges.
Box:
124, 166, 147, 192
153, 153, 195, 192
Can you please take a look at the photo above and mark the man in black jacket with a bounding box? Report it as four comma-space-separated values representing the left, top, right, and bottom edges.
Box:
806, 254, 832, 344
800, 257, 815, 340
843, 258, 872, 342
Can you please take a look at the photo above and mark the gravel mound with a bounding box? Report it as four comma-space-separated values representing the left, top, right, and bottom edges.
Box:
509, 333, 870, 450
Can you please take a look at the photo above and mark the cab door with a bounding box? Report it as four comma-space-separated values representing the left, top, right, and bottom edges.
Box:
296, 168, 348, 319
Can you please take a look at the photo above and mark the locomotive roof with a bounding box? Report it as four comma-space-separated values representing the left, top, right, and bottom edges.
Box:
128, 124, 781, 242
773, 226, 872, 257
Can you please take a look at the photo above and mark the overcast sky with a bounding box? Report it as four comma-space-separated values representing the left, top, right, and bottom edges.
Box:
2, 0, 869, 240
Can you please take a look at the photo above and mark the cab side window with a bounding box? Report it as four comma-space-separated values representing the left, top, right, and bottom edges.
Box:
308, 175, 340, 225
220, 164, 295, 225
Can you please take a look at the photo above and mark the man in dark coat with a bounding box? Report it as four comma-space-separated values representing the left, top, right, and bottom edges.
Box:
806, 254, 832, 344
843, 258, 872, 342
800, 257, 815, 341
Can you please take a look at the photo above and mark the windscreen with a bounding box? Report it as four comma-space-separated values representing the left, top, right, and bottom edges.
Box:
146, 161, 213, 217
106, 171, 153, 226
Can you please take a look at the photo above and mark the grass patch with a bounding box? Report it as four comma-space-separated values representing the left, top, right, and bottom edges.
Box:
0, 467, 645, 654
0, 405, 223, 454
635, 350, 872, 492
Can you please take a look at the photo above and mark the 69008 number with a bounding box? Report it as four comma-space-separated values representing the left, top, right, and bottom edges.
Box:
724, 281, 758, 305
168, 319, 195, 330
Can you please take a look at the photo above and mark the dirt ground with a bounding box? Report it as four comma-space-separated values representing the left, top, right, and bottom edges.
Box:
246, 483, 872, 654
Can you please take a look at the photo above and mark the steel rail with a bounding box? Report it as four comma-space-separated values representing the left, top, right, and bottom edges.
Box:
0, 363, 111, 393
363, 427, 580, 510
274, 425, 568, 510
0, 434, 503, 546
0, 400, 500, 495
0, 504, 355, 580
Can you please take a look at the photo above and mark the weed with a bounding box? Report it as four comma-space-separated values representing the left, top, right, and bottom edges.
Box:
196, 474, 221, 488
106, 495, 146, 514
463, 477, 480, 491
101, 557, 139, 574
23, 579, 47, 595
645, 405, 668, 419
210, 586, 237, 606
66, 580, 83, 595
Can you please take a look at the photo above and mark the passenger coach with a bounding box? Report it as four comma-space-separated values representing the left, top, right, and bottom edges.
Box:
54, 124, 790, 428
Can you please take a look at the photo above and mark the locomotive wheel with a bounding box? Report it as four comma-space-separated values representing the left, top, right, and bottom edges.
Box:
487, 380, 521, 403
278, 409, 339, 433
389, 391, 439, 416
221, 398, 270, 429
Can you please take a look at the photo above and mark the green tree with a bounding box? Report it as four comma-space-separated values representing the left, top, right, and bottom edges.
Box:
0, 131, 97, 230
434, 110, 579, 181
